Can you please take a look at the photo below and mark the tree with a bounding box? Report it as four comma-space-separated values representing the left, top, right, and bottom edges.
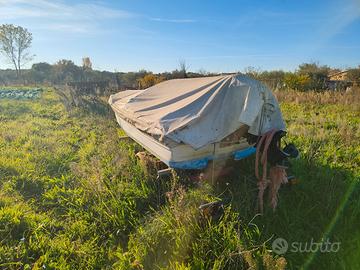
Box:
53, 59, 82, 84
82, 57, 92, 70
346, 67, 360, 85
179, 59, 189, 78
30, 62, 53, 83
297, 62, 330, 90
198, 68, 209, 76
257, 70, 286, 90
243, 66, 262, 79
284, 73, 311, 91
0, 24, 33, 77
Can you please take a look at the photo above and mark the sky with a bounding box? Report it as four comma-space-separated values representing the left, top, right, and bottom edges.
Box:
0, 0, 360, 73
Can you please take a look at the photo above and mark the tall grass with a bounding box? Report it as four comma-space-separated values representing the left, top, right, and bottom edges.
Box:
0, 88, 359, 269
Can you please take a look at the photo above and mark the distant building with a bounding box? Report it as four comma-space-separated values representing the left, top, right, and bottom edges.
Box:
328, 70, 348, 81
327, 70, 351, 91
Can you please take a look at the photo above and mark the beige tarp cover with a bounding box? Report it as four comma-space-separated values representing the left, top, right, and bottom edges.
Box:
109, 74, 285, 149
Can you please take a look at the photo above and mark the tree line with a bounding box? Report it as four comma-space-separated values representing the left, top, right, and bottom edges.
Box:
1, 23, 360, 91
0, 59, 213, 89
1, 59, 359, 91
245, 63, 360, 91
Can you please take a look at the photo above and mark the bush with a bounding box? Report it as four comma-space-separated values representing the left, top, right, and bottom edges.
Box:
138, 74, 165, 89
284, 73, 311, 91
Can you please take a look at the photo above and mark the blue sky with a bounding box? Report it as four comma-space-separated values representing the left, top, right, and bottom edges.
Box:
1, 0, 359, 72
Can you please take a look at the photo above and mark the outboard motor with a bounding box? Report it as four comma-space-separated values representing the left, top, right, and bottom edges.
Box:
266, 130, 299, 166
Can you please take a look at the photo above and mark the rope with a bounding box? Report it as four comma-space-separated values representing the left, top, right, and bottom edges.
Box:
255, 129, 287, 213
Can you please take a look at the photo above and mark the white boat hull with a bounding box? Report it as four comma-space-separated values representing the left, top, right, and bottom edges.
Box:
116, 115, 255, 169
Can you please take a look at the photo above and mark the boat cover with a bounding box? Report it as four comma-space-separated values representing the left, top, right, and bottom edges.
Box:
109, 74, 285, 150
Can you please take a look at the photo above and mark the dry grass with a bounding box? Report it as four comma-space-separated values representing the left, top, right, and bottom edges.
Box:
274, 88, 360, 109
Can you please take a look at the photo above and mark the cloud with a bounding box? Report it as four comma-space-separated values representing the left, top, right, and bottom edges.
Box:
324, 0, 360, 38
37, 23, 92, 33
0, 0, 197, 35
307, 0, 360, 52
0, 0, 196, 24
0, 0, 135, 20
149, 17, 196, 23
0, 0, 136, 33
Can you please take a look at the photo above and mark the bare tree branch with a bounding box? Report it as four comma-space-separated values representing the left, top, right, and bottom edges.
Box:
179, 59, 189, 78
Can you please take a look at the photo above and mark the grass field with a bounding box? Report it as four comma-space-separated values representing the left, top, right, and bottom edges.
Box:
0, 88, 359, 269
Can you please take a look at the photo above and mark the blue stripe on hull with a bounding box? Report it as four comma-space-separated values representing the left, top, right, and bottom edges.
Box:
233, 146, 256, 160
169, 157, 210, 170
168, 146, 256, 169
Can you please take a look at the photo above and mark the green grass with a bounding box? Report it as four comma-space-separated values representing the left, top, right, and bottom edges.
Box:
0, 88, 359, 269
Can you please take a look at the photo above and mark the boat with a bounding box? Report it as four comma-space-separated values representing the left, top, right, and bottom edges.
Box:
109, 74, 286, 169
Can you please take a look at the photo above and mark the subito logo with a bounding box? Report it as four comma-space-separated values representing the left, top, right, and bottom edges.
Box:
272, 238, 288, 255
